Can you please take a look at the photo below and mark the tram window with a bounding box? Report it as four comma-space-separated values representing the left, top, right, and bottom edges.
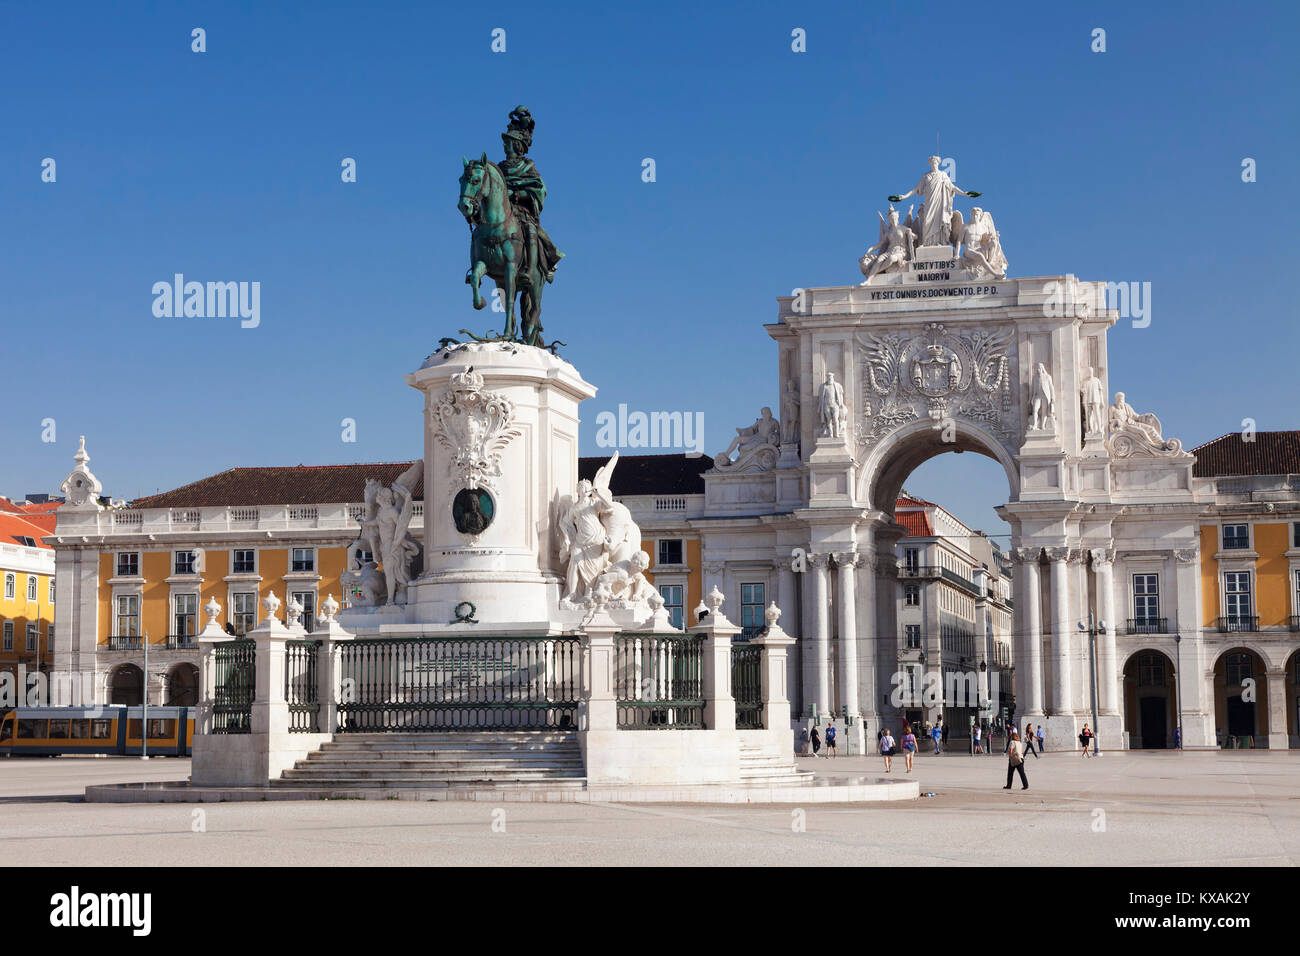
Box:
147, 719, 175, 739
48, 719, 70, 739
0, 720, 12, 741
70, 720, 90, 739
128, 719, 142, 739
90, 719, 112, 739
17, 719, 46, 739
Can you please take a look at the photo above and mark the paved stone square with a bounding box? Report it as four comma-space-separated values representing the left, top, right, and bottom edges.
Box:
1, 749, 1296, 866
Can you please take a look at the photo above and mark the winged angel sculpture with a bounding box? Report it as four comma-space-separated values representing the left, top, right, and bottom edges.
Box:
948, 207, 1007, 279
554, 452, 655, 608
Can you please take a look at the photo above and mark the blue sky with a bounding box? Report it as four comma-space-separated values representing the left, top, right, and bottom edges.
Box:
3, 0, 1297, 534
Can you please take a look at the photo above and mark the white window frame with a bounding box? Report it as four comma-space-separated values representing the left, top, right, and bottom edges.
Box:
1131, 573, 1160, 622
658, 584, 684, 630
656, 539, 685, 567
3, 573, 13, 600
231, 591, 258, 636
290, 548, 316, 573
25, 624, 36, 652
49, 579, 55, 604
173, 550, 199, 576
230, 548, 258, 575
26, 575, 37, 602
116, 551, 141, 578
1223, 570, 1253, 625
116, 593, 141, 637
2, 622, 12, 650
1221, 523, 1251, 551
173, 592, 199, 638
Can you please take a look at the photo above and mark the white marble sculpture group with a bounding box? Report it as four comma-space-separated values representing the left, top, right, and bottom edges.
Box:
343, 462, 423, 606
859, 156, 1008, 283
555, 452, 655, 609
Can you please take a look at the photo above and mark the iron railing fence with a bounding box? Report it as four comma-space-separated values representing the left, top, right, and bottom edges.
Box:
614, 633, 705, 729
732, 643, 764, 729
1216, 615, 1259, 633
213, 639, 255, 734
285, 639, 321, 733
166, 634, 198, 649
1126, 617, 1168, 635
336, 636, 581, 732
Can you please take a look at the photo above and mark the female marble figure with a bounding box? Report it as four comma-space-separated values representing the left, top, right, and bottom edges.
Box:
889, 156, 979, 247
780, 378, 800, 444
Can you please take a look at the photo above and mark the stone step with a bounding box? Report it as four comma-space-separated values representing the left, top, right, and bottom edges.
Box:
333, 733, 578, 743
302, 757, 585, 770
271, 777, 588, 790
278, 769, 585, 783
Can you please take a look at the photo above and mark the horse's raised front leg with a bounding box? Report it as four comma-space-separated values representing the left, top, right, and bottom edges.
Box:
467, 260, 487, 310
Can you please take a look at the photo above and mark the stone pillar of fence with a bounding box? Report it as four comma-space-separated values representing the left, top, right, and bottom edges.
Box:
579, 609, 619, 732
313, 594, 353, 735
751, 601, 795, 731
250, 592, 291, 738
195, 596, 232, 735
696, 585, 739, 731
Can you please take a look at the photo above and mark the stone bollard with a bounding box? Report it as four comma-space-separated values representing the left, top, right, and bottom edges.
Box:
578, 609, 619, 733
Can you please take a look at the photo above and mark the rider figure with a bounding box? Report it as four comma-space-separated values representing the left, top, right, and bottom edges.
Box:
500, 106, 564, 282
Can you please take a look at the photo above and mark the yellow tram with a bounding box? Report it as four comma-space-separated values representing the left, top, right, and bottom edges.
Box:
0, 706, 193, 757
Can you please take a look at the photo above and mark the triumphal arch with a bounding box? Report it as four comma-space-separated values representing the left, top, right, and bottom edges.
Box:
701, 156, 1207, 751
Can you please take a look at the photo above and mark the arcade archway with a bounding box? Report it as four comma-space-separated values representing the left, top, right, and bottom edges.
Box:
1213, 647, 1270, 746
165, 663, 200, 706
1122, 649, 1176, 748
109, 663, 143, 706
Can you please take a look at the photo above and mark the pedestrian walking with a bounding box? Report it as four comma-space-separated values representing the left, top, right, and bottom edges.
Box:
810, 725, 822, 757
973, 723, 982, 754
901, 724, 917, 772
1022, 723, 1039, 758
1035, 724, 1045, 753
1079, 723, 1094, 757
881, 728, 897, 773
1003, 730, 1029, 790
941, 722, 949, 749
931, 720, 943, 755
825, 722, 838, 757
1174, 726, 1182, 750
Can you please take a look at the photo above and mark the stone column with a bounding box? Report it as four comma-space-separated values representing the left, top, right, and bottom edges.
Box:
834, 553, 860, 720
194, 598, 231, 736
1091, 550, 1119, 715
697, 586, 740, 732
1015, 548, 1045, 718
808, 553, 831, 720
313, 594, 352, 735
579, 612, 619, 733
250, 593, 291, 739
1266, 668, 1289, 750
778, 556, 801, 718
1046, 548, 1074, 713
753, 602, 795, 731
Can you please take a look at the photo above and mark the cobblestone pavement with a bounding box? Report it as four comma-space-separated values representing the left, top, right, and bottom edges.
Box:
1, 750, 1296, 866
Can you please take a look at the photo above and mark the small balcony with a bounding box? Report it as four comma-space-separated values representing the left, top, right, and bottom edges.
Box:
107, 636, 141, 650
1216, 615, 1259, 633
1126, 617, 1168, 635
898, 565, 940, 580
166, 634, 198, 649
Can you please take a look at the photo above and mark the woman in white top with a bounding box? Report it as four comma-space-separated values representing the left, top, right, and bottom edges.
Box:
880, 729, 897, 773
1003, 730, 1029, 790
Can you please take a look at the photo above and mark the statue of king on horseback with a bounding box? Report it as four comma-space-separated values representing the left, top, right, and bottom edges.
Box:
456, 106, 564, 349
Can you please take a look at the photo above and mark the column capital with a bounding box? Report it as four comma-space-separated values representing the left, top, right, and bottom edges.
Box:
833, 551, 860, 569
1013, 547, 1042, 565
1067, 548, 1089, 565
1043, 546, 1070, 563
1088, 547, 1115, 569
806, 552, 830, 569
874, 554, 899, 576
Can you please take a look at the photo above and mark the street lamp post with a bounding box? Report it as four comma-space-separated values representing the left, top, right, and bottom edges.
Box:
1077, 614, 1104, 756
1173, 633, 1183, 750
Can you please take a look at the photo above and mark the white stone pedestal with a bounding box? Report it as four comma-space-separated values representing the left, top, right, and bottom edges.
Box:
404, 343, 596, 627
